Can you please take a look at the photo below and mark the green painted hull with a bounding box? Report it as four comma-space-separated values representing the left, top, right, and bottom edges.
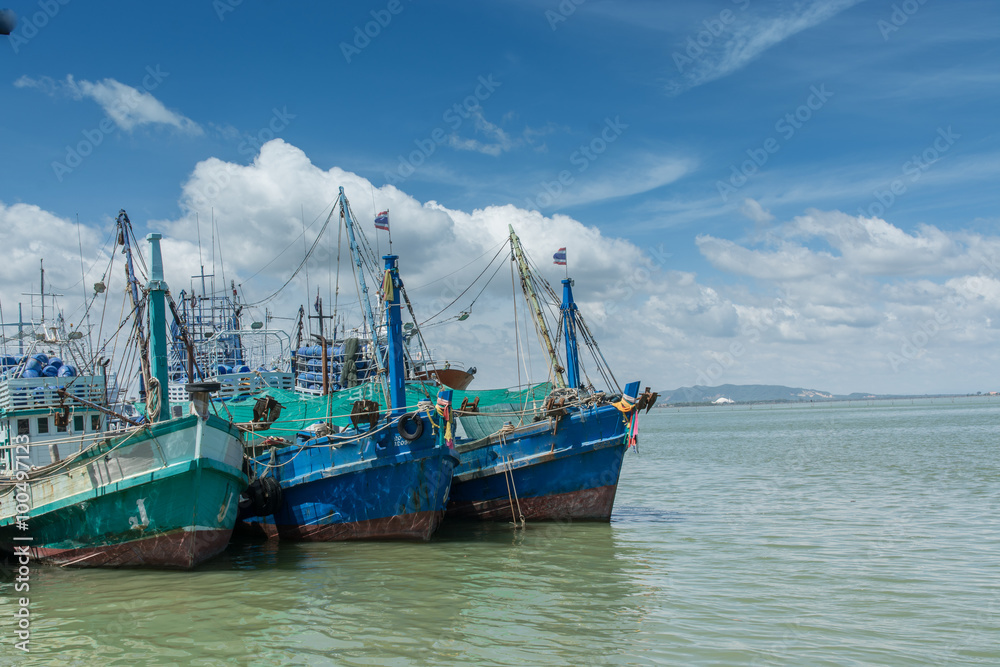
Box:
0, 415, 247, 568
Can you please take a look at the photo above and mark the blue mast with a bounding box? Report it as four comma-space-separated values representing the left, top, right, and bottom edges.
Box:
383, 255, 406, 416
561, 278, 581, 390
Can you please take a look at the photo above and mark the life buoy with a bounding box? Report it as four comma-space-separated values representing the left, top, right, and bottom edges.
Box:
397, 412, 424, 441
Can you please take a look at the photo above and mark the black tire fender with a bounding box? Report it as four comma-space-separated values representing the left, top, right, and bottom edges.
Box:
397, 412, 424, 441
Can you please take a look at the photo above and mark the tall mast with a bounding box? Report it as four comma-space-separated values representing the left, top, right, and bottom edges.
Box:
146, 233, 171, 421
117, 210, 152, 396
339, 187, 387, 385
561, 279, 581, 390
508, 225, 565, 388
383, 254, 406, 416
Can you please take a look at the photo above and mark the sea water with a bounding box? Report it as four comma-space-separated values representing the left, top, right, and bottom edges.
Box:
2, 396, 998, 665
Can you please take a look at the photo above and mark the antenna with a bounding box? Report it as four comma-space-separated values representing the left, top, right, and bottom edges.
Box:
301, 204, 311, 337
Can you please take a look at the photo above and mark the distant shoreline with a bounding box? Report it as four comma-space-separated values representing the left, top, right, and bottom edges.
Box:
655, 394, 995, 408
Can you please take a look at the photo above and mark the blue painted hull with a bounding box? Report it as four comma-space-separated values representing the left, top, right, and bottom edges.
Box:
448, 403, 629, 522
239, 412, 458, 541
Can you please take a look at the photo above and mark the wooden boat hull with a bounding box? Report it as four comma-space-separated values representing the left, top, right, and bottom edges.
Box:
412, 368, 475, 391
0, 415, 247, 568
238, 413, 458, 541
447, 403, 629, 522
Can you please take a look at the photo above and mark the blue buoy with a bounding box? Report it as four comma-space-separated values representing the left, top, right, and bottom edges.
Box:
58, 365, 77, 377
22, 369, 40, 378
42, 365, 59, 377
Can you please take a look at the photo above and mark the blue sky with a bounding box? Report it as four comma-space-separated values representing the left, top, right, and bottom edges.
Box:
2, 0, 999, 395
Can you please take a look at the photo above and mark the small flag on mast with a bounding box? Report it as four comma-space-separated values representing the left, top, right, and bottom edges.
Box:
375, 210, 390, 231
553, 247, 567, 265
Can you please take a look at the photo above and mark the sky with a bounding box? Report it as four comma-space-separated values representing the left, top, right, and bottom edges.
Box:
1, 0, 999, 395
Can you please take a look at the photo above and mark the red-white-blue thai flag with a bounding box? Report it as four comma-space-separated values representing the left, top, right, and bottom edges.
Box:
374, 210, 390, 231
553, 247, 567, 265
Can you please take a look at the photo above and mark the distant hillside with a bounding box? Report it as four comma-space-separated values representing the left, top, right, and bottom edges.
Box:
657, 384, 876, 404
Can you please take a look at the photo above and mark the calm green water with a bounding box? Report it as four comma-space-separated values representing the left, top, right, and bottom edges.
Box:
2, 397, 998, 665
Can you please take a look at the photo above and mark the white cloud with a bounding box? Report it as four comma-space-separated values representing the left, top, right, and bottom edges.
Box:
669, 0, 865, 94
5, 142, 1000, 396
698, 209, 996, 279
0, 202, 110, 340
740, 198, 774, 224
448, 108, 519, 156
14, 74, 202, 134
553, 154, 695, 208
156, 145, 1000, 394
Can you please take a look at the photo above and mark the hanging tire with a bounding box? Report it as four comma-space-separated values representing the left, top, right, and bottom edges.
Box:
237, 475, 283, 519
397, 412, 424, 441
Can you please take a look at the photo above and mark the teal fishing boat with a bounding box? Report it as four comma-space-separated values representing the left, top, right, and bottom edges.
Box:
0, 211, 247, 568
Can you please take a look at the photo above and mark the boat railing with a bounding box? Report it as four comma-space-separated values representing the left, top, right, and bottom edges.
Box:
410, 357, 469, 372
167, 370, 294, 403
0, 375, 107, 412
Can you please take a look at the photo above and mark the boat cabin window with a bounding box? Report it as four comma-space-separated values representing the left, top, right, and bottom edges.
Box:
91, 415, 101, 431
17, 419, 29, 436
74, 415, 84, 432
37, 417, 49, 434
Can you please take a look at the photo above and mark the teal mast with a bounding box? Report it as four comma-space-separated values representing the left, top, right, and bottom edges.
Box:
146, 233, 170, 421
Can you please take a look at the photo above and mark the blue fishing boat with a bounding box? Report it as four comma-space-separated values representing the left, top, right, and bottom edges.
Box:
235, 190, 458, 541
446, 227, 653, 522
0, 212, 247, 568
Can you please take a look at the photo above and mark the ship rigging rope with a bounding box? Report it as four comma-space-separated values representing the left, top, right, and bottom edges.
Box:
520, 242, 620, 393
5, 422, 152, 485
243, 203, 337, 308
247, 417, 400, 471
408, 238, 509, 291
418, 245, 510, 326
146, 377, 161, 422
234, 198, 336, 286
